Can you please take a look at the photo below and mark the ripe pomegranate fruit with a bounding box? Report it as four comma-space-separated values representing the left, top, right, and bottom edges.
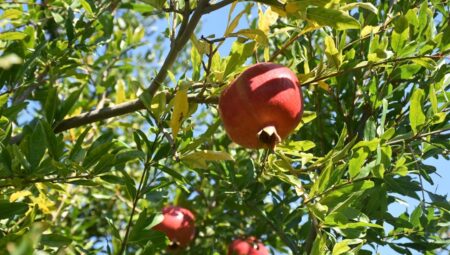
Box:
228, 237, 270, 255
219, 62, 303, 149
153, 206, 195, 249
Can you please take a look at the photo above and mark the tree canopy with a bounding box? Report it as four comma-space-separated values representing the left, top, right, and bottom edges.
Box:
0, 0, 449, 254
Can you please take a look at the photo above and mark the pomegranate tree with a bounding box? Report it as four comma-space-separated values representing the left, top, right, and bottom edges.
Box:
228, 237, 270, 255
153, 206, 195, 249
219, 62, 303, 149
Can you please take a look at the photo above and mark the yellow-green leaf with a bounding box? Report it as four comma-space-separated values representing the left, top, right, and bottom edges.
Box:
182, 150, 234, 169
225, 4, 251, 36
150, 92, 167, 118
80, 0, 94, 15
0, 32, 27, 41
306, 6, 360, 30
349, 147, 369, 178
258, 7, 279, 34
115, 79, 126, 104
324, 35, 341, 68
332, 239, 364, 255
170, 88, 189, 139
1, 9, 23, 20
10, 190, 32, 202
190, 35, 209, 55
230, 28, 269, 46
341, 3, 378, 14
0, 53, 22, 69
429, 86, 438, 113
31, 193, 55, 214
302, 111, 317, 124
431, 112, 446, 125
278, 140, 316, 152
409, 88, 426, 135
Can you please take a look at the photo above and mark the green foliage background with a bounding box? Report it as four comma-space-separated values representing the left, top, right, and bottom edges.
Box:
0, 0, 449, 254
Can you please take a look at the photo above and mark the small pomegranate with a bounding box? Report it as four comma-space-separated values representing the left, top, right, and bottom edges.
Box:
153, 206, 195, 249
219, 62, 303, 149
228, 237, 270, 255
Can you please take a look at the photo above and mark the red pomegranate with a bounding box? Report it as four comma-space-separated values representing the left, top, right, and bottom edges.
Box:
219, 62, 303, 149
153, 206, 195, 249
228, 237, 270, 255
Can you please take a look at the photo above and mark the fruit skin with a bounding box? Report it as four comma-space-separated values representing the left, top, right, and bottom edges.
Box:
228, 237, 270, 255
153, 206, 195, 248
219, 62, 303, 149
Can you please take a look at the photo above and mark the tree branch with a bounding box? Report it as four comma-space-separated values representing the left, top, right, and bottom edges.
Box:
10, 50, 448, 145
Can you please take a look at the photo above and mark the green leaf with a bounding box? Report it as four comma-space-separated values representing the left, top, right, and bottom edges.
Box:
182, 150, 234, 169
278, 140, 316, 152
223, 41, 256, 78
410, 203, 423, 228
409, 88, 426, 135
229, 28, 269, 46
1, 9, 23, 20
340, 3, 378, 14
333, 239, 364, 255
391, 15, 409, 53
0, 93, 9, 109
56, 86, 84, 121
69, 127, 91, 162
83, 133, 114, 168
306, 7, 360, 30
41, 234, 72, 247
0, 32, 27, 41
80, 0, 94, 15
129, 210, 164, 242
106, 217, 121, 239
372, 164, 385, 179
225, 3, 252, 36
349, 147, 369, 178
324, 35, 341, 69
28, 121, 47, 168
191, 45, 202, 81
115, 149, 145, 165
353, 138, 379, 151
140, 0, 165, 9
44, 87, 58, 123
65, 8, 74, 43
0, 200, 28, 219
92, 153, 115, 174
429, 85, 438, 113
311, 234, 328, 255
121, 169, 137, 199
431, 112, 446, 125
129, 3, 155, 13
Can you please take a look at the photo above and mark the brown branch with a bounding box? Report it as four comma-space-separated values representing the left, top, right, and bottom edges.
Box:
144, 0, 210, 100
9, 48, 448, 145
203, 0, 236, 14
204, 0, 285, 14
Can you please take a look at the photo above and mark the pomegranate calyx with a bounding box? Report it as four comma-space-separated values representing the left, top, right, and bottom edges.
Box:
257, 125, 281, 149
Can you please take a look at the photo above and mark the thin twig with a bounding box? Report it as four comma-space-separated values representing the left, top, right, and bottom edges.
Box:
0, 174, 92, 188
118, 163, 150, 255
386, 126, 450, 146
244, 201, 300, 253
